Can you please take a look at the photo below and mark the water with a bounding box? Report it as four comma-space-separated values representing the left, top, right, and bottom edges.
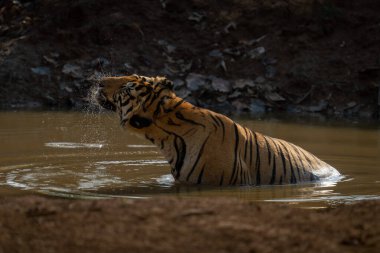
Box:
0, 111, 379, 208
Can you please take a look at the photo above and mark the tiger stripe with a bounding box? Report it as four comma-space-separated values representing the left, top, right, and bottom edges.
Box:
97, 74, 340, 186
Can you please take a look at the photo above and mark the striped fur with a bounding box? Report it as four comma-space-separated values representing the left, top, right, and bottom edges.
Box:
96, 74, 340, 186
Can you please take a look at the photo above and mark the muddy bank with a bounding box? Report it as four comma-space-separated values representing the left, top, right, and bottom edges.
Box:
0, 196, 379, 253
1, 0, 380, 118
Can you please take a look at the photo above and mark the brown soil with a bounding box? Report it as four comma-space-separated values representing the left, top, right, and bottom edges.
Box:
0, 196, 379, 253
1, 0, 380, 118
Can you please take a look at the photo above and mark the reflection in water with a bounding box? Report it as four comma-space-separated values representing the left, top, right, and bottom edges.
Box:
45, 142, 105, 149
0, 111, 379, 208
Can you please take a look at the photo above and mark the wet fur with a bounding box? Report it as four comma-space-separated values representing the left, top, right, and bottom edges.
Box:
96, 74, 340, 185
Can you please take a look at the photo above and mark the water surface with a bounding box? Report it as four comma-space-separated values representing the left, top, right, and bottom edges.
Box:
0, 111, 379, 208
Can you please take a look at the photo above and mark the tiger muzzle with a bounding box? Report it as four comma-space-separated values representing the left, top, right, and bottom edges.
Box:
96, 88, 116, 112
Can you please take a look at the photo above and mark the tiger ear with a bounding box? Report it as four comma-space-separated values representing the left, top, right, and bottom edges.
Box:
157, 77, 174, 90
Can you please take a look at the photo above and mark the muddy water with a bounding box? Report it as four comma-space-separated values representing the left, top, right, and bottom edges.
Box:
0, 111, 379, 208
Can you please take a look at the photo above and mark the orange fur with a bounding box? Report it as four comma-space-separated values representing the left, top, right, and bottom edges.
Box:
96, 74, 340, 185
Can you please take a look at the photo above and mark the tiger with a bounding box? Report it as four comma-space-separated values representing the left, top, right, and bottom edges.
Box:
96, 74, 340, 186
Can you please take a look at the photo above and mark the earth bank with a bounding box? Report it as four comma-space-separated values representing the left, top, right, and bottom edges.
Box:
0, 196, 379, 253
1, 0, 380, 118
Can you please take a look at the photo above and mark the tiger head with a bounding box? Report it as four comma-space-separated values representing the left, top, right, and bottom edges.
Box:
96, 74, 175, 129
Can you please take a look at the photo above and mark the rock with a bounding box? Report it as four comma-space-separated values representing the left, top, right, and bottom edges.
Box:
50, 52, 60, 58
211, 101, 233, 113
62, 64, 83, 79
173, 79, 185, 89
210, 76, 231, 93
178, 60, 192, 73
185, 73, 208, 91
208, 49, 223, 58
65, 86, 73, 93
265, 91, 286, 102
358, 105, 375, 118
263, 57, 278, 65
232, 100, 249, 111
249, 99, 266, 113
175, 87, 191, 99
265, 66, 277, 79
216, 95, 227, 103
223, 48, 241, 56
43, 56, 58, 67
31, 66, 50, 76
240, 35, 267, 46
44, 94, 57, 105
302, 100, 328, 113
219, 59, 227, 72
158, 40, 176, 54
345, 101, 357, 110
159, 0, 167, 9
163, 64, 179, 75
188, 12, 204, 22
124, 62, 134, 71
228, 90, 242, 99
224, 21, 237, 34
233, 79, 255, 89
248, 47, 266, 59
255, 76, 266, 84
286, 105, 302, 114
91, 57, 110, 68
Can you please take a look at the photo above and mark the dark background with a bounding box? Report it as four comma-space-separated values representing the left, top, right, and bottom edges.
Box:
1, 0, 380, 118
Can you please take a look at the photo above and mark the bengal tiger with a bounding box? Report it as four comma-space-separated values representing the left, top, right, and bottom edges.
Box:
96, 74, 340, 186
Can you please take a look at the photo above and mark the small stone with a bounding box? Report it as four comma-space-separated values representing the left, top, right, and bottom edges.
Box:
232, 100, 249, 111
91, 57, 110, 68
185, 73, 208, 91
233, 79, 255, 89
265, 91, 286, 102
345, 101, 357, 109
248, 47, 266, 59
208, 49, 223, 57
44, 94, 57, 105
255, 76, 266, 84
223, 48, 241, 56
228, 90, 242, 99
43, 56, 58, 67
240, 35, 267, 46
249, 99, 266, 113
50, 52, 60, 58
173, 79, 185, 89
220, 59, 227, 72
304, 100, 328, 112
31, 66, 50, 76
64, 86, 73, 93
179, 61, 192, 73
212, 101, 233, 113
265, 66, 277, 79
124, 62, 134, 70
224, 21, 237, 34
158, 40, 176, 54
216, 95, 227, 103
188, 12, 204, 22
175, 87, 191, 99
263, 58, 278, 65
210, 76, 231, 93
62, 63, 83, 79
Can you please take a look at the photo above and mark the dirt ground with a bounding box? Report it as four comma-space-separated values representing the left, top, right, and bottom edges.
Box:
0, 196, 379, 253
1, 0, 380, 118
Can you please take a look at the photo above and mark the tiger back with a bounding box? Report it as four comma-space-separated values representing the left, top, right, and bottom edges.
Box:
96, 74, 340, 186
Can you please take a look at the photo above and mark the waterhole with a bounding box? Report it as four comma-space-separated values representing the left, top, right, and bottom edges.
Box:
0, 111, 379, 208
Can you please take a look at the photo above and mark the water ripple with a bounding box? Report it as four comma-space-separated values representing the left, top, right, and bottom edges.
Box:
45, 142, 104, 149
